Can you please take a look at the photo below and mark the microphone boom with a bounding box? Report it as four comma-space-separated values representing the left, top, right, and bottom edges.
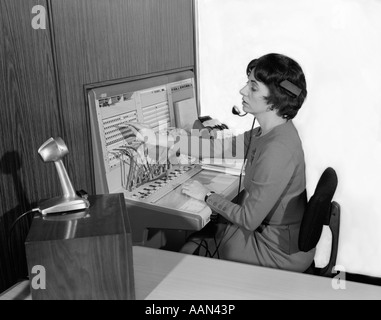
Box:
232, 105, 247, 117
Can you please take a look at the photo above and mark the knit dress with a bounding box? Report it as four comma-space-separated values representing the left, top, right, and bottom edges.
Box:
204, 120, 315, 272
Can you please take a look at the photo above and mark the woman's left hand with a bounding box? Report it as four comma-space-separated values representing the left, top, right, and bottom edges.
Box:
181, 180, 209, 201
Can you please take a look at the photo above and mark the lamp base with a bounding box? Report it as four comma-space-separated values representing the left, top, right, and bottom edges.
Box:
38, 195, 90, 215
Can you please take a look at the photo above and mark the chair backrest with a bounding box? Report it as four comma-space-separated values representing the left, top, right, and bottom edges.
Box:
298, 168, 339, 276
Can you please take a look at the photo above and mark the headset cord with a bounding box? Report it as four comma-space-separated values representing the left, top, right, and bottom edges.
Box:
236, 117, 256, 205
211, 117, 256, 258
8, 208, 39, 272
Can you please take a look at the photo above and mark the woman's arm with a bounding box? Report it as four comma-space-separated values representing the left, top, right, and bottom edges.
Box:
125, 122, 250, 161
205, 142, 295, 231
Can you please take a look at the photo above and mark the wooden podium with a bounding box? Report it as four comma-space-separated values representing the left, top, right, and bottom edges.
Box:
25, 193, 135, 300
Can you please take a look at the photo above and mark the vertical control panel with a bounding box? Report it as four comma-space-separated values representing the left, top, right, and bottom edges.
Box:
87, 71, 197, 195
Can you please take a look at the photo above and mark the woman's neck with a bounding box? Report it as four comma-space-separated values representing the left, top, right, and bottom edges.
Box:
256, 114, 288, 136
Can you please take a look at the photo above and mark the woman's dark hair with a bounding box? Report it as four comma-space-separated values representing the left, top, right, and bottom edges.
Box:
246, 53, 307, 119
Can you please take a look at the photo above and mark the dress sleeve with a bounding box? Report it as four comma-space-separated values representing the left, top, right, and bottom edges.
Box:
205, 141, 295, 231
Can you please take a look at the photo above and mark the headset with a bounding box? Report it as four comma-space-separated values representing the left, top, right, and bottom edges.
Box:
231, 105, 247, 117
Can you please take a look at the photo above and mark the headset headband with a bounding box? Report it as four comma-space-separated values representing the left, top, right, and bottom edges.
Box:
279, 80, 302, 97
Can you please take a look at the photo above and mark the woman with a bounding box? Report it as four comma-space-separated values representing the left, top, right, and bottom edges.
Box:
130, 53, 315, 272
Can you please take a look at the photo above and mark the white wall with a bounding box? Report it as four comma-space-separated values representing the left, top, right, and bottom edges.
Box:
197, 0, 381, 277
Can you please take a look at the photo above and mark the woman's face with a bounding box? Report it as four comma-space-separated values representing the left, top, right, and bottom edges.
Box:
240, 69, 271, 115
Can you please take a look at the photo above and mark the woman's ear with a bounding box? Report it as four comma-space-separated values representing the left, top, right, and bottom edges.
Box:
266, 105, 274, 112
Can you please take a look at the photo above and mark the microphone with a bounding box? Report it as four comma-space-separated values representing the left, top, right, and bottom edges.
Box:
232, 105, 247, 117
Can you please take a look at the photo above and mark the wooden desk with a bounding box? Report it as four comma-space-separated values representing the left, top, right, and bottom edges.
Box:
2, 246, 381, 300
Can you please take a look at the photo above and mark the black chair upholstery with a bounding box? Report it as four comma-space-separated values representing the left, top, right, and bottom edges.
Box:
299, 167, 338, 251
299, 167, 340, 277
301, 200, 340, 277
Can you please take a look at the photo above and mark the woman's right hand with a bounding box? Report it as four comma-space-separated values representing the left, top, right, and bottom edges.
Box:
120, 122, 178, 153
120, 122, 156, 145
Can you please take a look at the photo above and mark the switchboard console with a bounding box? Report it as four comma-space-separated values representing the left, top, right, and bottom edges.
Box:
87, 71, 240, 244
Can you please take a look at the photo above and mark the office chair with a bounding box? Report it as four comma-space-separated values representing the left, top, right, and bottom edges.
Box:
299, 167, 340, 277
181, 167, 340, 277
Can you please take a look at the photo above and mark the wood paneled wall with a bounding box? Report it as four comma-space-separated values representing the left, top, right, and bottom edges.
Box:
0, 0, 195, 293
50, 0, 194, 195
0, 0, 62, 292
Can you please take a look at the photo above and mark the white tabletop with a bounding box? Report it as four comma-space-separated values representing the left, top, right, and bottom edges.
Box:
2, 245, 381, 300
